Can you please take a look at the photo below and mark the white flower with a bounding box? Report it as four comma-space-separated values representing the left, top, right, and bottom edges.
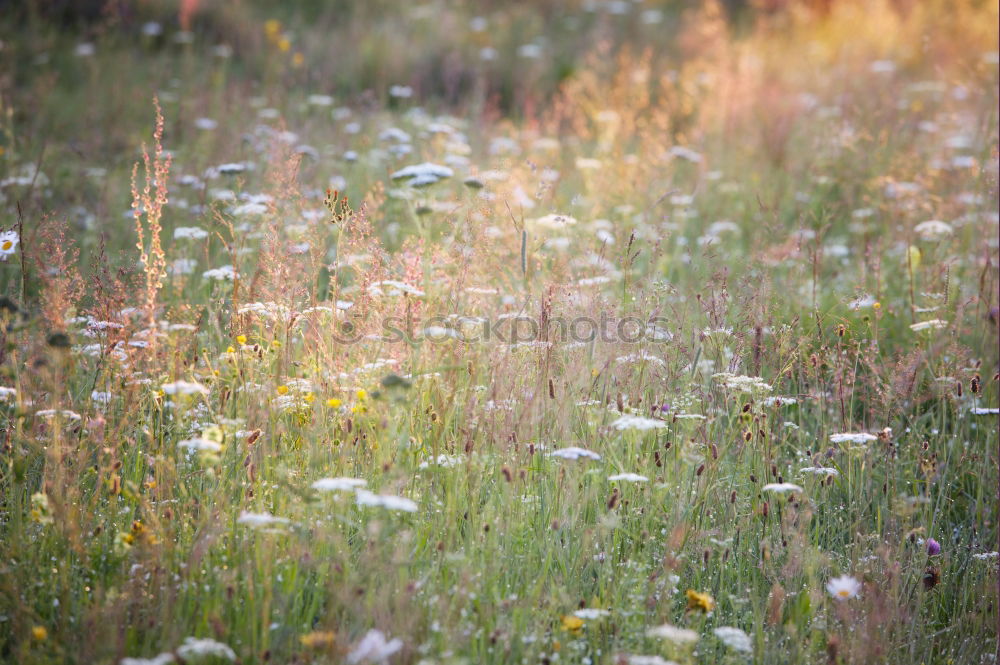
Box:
312, 477, 367, 492
355, 490, 418, 513
231, 202, 269, 216
611, 415, 667, 431
216, 162, 248, 175
714, 626, 752, 653
762, 482, 804, 494
573, 608, 611, 619
972, 551, 998, 560
417, 454, 464, 469
913, 220, 954, 240
530, 213, 578, 230
173, 226, 209, 240
762, 396, 797, 406
389, 162, 452, 187
0, 386, 16, 402
909, 319, 948, 332
626, 657, 677, 665
35, 409, 82, 421
549, 447, 601, 461
829, 432, 877, 444
826, 575, 862, 600
367, 280, 425, 297
236, 511, 290, 528
800, 466, 839, 476
194, 117, 217, 131
162, 380, 209, 396
0, 230, 19, 260
713, 373, 773, 393
668, 146, 703, 162
615, 352, 665, 366
171, 258, 197, 275
178, 438, 222, 453
849, 293, 876, 310
608, 473, 648, 483
646, 623, 699, 644
121, 654, 176, 665
347, 629, 403, 664
203, 265, 237, 281
176, 637, 236, 661
971, 407, 999, 415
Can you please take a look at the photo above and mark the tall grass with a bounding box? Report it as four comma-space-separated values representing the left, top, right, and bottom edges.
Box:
0, 1, 997, 664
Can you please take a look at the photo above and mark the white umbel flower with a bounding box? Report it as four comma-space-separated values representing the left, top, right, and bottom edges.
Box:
611, 414, 667, 431
714, 626, 752, 653
176, 637, 236, 661
762, 482, 804, 494
347, 629, 403, 664
549, 447, 601, 461
646, 623, 699, 644
312, 477, 367, 492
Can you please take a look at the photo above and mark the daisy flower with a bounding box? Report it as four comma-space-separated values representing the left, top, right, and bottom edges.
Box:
826, 575, 862, 600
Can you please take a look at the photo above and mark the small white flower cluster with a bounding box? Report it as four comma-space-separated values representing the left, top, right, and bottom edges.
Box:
713, 373, 774, 394
611, 414, 668, 431
311, 477, 418, 513
121, 637, 236, 665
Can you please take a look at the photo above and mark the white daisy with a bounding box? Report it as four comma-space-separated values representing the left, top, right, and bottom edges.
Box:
0, 230, 19, 260
826, 574, 861, 600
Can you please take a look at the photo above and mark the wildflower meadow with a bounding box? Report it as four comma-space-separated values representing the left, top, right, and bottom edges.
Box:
0, 1, 998, 664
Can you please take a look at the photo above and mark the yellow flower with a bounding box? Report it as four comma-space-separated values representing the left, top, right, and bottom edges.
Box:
278, 37, 291, 53
272, 340, 282, 349
356, 389, 367, 400
276, 385, 289, 395
31, 625, 48, 641
304, 392, 315, 404
236, 335, 247, 345
326, 398, 342, 408
292, 52, 305, 68
226, 346, 236, 354
560, 615, 584, 634
685, 588, 715, 613
300, 631, 335, 648
264, 19, 281, 38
